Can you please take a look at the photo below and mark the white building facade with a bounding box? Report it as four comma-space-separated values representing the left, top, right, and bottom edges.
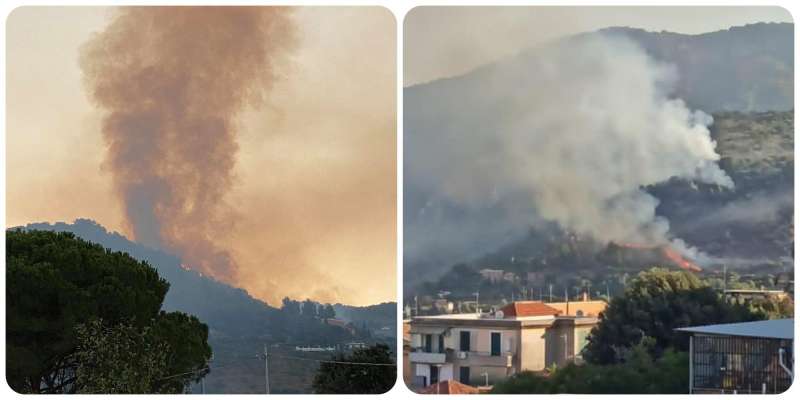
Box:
407, 301, 600, 388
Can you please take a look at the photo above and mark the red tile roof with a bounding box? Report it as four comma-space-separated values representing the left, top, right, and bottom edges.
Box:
419, 380, 480, 394
500, 301, 561, 318
326, 318, 348, 327
546, 300, 608, 317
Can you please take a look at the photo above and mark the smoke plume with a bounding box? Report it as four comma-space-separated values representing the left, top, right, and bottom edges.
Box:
80, 7, 296, 280
406, 33, 734, 263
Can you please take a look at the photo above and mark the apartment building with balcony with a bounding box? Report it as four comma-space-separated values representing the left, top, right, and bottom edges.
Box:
479, 268, 505, 284
406, 300, 603, 388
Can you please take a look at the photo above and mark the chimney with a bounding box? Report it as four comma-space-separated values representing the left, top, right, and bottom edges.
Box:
582, 291, 588, 302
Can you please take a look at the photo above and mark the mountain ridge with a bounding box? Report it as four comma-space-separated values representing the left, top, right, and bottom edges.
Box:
403, 22, 794, 289
11, 218, 396, 339
406, 22, 793, 107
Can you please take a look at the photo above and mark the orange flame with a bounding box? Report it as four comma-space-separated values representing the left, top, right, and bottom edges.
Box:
613, 241, 702, 272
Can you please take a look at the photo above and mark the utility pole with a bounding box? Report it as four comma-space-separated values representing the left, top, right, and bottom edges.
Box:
264, 344, 270, 394
549, 284, 553, 302
473, 292, 480, 316
201, 373, 206, 394
201, 354, 212, 394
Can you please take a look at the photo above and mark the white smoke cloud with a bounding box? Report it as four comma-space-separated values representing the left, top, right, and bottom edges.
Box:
406, 33, 734, 261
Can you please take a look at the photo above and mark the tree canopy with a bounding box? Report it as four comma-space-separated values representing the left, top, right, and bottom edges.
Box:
73, 319, 169, 393
6, 229, 211, 393
492, 267, 790, 394
492, 339, 689, 394
582, 267, 768, 364
311, 344, 396, 394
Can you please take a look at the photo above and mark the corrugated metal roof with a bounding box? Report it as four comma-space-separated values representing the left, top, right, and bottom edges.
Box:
676, 319, 794, 340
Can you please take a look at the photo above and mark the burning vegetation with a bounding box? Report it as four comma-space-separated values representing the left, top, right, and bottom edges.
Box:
614, 242, 702, 272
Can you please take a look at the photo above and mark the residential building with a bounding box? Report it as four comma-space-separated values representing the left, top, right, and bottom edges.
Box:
526, 271, 545, 284
325, 318, 356, 335
503, 272, 519, 284
545, 298, 607, 317
723, 289, 789, 302
433, 298, 455, 314
677, 319, 793, 394
418, 380, 481, 394
479, 268, 505, 284
406, 301, 601, 388
403, 320, 412, 385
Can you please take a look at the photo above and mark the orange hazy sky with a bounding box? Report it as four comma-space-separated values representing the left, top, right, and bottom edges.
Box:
6, 6, 396, 306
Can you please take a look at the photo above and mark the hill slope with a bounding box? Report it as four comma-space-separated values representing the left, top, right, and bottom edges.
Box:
404, 23, 794, 288
12, 219, 397, 393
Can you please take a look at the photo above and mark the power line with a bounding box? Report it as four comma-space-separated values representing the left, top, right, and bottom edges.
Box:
268, 354, 395, 367
157, 347, 395, 394
158, 360, 238, 382
158, 367, 209, 381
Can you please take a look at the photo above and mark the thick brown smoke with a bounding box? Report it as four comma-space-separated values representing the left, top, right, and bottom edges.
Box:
80, 7, 296, 280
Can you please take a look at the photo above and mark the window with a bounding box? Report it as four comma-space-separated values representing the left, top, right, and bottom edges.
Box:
411, 333, 421, 348
424, 334, 432, 353
576, 329, 590, 353
491, 332, 501, 356
460, 331, 471, 352
460, 367, 470, 385
430, 365, 439, 385
438, 334, 445, 353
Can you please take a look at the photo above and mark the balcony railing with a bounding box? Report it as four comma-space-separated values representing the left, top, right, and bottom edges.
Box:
459, 351, 514, 367
408, 350, 447, 364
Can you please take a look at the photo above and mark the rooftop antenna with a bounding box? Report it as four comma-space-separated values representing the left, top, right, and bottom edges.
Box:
723, 264, 728, 292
